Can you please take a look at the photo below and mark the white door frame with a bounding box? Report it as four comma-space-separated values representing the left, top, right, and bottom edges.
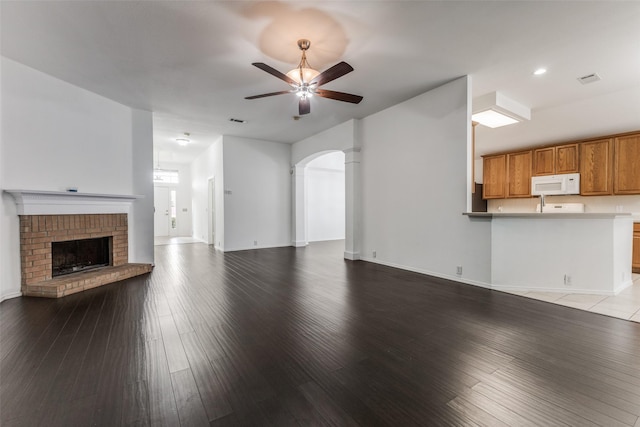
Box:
208, 178, 215, 246
154, 186, 170, 237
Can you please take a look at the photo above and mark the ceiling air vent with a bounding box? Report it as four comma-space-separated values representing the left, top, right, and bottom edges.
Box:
229, 118, 246, 123
577, 73, 601, 85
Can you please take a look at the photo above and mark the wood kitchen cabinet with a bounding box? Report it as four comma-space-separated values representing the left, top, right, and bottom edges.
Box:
533, 144, 578, 176
614, 133, 640, 194
533, 147, 555, 175
580, 138, 613, 196
506, 150, 532, 198
482, 130, 638, 200
482, 154, 506, 199
556, 144, 579, 174
633, 223, 640, 274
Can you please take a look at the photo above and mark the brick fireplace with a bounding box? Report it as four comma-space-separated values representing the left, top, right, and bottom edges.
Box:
6, 190, 152, 298
19, 213, 151, 298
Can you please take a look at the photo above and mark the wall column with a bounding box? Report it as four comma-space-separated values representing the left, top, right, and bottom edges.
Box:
344, 147, 361, 260
292, 164, 308, 247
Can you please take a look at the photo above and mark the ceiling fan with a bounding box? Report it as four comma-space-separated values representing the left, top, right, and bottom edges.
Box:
245, 39, 363, 115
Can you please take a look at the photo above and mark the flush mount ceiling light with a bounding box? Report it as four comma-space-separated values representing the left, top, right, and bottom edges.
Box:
533, 68, 547, 75
176, 132, 190, 146
472, 92, 531, 128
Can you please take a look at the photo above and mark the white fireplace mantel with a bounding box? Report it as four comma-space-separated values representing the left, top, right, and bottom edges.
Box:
3, 189, 144, 215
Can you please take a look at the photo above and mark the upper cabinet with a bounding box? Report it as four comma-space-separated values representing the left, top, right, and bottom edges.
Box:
555, 144, 580, 174
532, 147, 554, 175
507, 151, 532, 198
580, 138, 613, 196
482, 130, 639, 199
533, 144, 578, 176
483, 154, 507, 199
614, 134, 640, 194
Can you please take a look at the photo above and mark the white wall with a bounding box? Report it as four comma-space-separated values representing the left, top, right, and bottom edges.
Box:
0, 56, 19, 301
129, 109, 154, 264
191, 138, 224, 247
306, 152, 345, 242
292, 119, 356, 165
491, 215, 633, 294
222, 135, 291, 251
154, 161, 194, 237
359, 76, 492, 286
0, 57, 154, 300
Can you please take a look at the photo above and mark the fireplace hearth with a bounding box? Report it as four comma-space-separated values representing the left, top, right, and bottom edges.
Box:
17, 213, 152, 298
52, 237, 112, 277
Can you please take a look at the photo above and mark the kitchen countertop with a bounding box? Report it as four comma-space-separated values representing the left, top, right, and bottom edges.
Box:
464, 212, 633, 219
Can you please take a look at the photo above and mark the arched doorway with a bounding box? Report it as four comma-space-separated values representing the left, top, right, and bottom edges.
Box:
306, 151, 346, 243
292, 148, 360, 259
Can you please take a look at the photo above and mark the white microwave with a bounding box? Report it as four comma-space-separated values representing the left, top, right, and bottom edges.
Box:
531, 173, 580, 195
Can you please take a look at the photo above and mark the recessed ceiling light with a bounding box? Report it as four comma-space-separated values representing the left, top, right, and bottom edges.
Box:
533, 68, 547, 75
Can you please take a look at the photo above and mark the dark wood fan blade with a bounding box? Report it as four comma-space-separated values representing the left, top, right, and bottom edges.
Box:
245, 90, 292, 100
299, 97, 311, 115
252, 63, 297, 85
310, 62, 354, 87
315, 89, 363, 104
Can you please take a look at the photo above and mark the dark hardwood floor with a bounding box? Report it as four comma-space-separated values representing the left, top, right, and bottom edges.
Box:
2, 240, 640, 426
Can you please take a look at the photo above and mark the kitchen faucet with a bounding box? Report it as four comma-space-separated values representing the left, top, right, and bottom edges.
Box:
539, 194, 545, 213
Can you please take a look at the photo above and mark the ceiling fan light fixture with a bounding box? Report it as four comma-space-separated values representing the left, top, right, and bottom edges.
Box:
245, 38, 361, 115
286, 67, 320, 85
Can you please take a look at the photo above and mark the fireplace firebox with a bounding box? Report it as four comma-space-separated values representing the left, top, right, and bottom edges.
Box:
52, 237, 112, 277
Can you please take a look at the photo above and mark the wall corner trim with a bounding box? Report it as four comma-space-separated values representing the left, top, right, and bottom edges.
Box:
344, 251, 360, 260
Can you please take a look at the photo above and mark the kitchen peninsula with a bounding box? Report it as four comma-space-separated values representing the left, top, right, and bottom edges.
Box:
466, 212, 634, 295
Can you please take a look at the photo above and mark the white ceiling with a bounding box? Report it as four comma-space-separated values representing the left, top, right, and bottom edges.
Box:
2, 1, 639, 163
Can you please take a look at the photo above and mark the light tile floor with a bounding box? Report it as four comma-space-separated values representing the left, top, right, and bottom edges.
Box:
504, 273, 640, 323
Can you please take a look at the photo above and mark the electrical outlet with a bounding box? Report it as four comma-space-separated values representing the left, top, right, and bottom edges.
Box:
372, 251, 377, 258
254, 240, 258, 246
564, 274, 572, 286
456, 266, 463, 275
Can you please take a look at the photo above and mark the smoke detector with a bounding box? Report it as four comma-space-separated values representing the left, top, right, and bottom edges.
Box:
577, 73, 601, 85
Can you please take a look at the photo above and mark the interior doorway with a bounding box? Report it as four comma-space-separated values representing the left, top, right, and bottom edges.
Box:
154, 186, 178, 237
306, 152, 346, 243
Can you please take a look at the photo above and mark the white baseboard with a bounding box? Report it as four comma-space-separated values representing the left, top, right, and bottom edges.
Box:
1, 291, 22, 303
490, 282, 630, 297
358, 256, 492, 289
292, 240, 308, 247
224, 243, 293, 252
